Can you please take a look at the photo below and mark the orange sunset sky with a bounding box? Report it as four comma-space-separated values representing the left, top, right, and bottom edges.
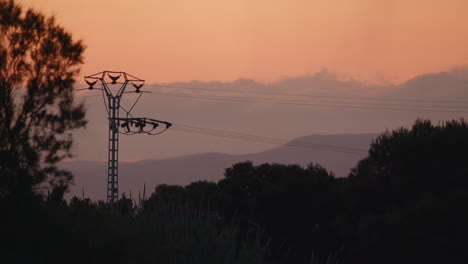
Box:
20, 0, 468, 84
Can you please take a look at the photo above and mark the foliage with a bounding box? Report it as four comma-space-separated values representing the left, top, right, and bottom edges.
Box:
0, 0, 86, 197
139, 119, 468, 264
344, 119, 468, 264
138, 198, 269, 264
219, 162, 341, 263
142, 162, 342, 263
1, 194, 270, 264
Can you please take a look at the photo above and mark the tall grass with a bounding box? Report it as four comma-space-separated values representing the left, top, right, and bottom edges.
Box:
130, 199, 270, 264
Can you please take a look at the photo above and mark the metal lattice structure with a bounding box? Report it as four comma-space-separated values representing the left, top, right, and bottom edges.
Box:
81, 71, 171, 205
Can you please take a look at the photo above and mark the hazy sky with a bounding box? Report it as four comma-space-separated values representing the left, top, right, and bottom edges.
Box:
14, 0, 468, 163
20, 0, 468, 84
17, 0, 468, 199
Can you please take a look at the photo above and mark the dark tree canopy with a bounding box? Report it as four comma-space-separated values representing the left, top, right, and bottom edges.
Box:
0, 0, 86, 197
345, 118, 468, 264
350, 118, 468, 206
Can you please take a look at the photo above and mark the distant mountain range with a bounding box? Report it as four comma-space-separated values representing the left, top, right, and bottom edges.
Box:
61, 133, 376, 200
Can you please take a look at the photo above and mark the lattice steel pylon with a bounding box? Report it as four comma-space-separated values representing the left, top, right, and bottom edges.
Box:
80, 71, 172, 205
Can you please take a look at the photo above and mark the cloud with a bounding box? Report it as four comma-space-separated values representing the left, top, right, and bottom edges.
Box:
73, 67, 468, 162
392, 67, 468, 100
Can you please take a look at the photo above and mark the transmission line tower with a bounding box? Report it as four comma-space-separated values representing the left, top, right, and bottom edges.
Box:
80, 71, 172, 205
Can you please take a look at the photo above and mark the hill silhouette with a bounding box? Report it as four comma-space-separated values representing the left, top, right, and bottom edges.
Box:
62, 133, 375, 200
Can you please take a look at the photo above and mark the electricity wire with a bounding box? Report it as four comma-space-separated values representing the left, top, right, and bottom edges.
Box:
146, 84, 468, 105
117, 101, 365, 154
78, 84, 468, 111
171, 126, 361, 153
169, 124, 367, 155
101, 84, 110, 115
174, 124, 366, 152
126, 92, 143, 118
117, 102, 366, 154
170, 127, 366, 155
146, 91, 468, 114
74, 82, 468, 154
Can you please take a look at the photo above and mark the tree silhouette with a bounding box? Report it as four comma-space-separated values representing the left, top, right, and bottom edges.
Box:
344, 119, 468, 264
0, 0, 86, 198
219, 161, 341, 263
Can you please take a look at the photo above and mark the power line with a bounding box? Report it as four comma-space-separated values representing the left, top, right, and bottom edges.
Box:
106, 96, 369, 155
171, 124, 368, 155
175, 124, 367, 152
146, 84, 468, 105
74, 81, 467, 157
80, 83, 468, 112
115, 103, 368, 154
126, 92, 143, 117
158, 90, 462, 109
171, 128, 365, 155
146, 91, 468, 114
